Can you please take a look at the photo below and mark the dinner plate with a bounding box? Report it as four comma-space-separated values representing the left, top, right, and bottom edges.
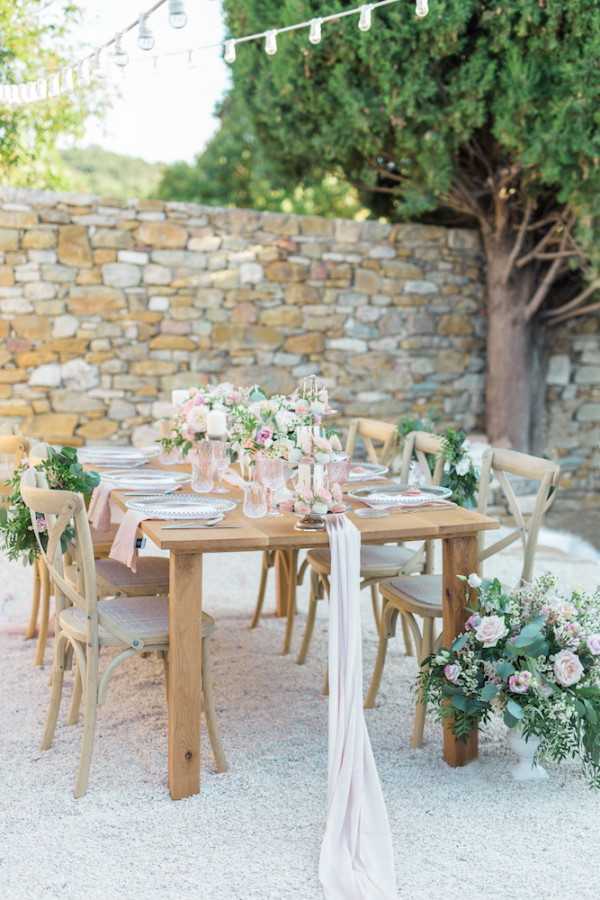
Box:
347, 462, 389, 481
126, 496, 237, 519
348, 484, 452, 508
105, 471, 190, 487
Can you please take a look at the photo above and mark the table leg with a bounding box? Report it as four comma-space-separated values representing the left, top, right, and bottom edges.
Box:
282, 548, 299, 656
274, 550, 290, 617
168, 551, 203, 800
442, 534, 479, 767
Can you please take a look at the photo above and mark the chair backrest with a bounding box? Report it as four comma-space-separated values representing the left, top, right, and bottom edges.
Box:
0, 435, 30, 503
20, 469, 98, 639
477, 448, 561, 585
345, 418, 398, 465
397, 431, 446, 573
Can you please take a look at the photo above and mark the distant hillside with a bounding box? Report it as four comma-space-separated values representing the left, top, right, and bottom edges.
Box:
61, 145, 166, 201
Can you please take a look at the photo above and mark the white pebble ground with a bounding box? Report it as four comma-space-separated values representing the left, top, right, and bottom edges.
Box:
1, 529, 600, 900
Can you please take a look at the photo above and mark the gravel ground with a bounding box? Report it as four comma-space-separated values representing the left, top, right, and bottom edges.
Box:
1, 530, 600, 900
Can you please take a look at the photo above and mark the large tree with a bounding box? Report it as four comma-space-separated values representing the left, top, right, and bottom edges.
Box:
223, 0, 600, 449
0, 1, 93, 187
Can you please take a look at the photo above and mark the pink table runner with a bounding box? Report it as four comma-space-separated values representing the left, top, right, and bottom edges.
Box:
320, 515, 397, 899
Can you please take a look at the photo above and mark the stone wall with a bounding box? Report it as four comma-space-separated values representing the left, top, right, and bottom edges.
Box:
0, 189, 485, 446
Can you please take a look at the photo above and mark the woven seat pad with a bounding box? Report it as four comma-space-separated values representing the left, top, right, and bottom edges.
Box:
59, 596, 215, 647
307, 543, 414, 577
95, 556, 170, 592
380, 575, 443, 616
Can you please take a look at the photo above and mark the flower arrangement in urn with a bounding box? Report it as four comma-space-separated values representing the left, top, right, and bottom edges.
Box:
419, 574, 600, 786
160, 383, 250, 457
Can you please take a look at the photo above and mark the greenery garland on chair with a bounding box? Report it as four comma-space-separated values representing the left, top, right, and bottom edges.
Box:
0, 447, 99, 565
396, 418, 479, 509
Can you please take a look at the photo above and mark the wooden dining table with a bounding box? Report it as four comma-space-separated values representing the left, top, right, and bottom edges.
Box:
111, 469, 498, 800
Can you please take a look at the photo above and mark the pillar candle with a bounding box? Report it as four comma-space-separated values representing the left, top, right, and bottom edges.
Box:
207, 408, 228, 438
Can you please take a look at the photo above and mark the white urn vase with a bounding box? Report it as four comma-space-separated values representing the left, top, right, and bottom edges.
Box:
507, 726, 548, 782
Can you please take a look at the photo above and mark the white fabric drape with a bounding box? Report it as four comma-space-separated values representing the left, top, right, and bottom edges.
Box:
320, 516, 397, 900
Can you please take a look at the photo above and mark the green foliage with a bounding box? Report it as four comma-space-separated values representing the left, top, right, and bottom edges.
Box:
157, 92, 365, 217
396, 418, 478, 508
0, 447, 99, 565
61, 145, 165, 201
0, 1, 98, 187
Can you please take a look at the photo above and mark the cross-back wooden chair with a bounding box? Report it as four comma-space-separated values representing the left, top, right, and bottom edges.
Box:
21, 469, 227, 798
296, 430, 445, 692
249, 417, 400, 653
365, 447, 561, 748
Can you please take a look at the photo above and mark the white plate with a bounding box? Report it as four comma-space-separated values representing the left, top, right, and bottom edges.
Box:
127, 496, 237, 519
348, 463, 389, 481
105, 472, 190, 486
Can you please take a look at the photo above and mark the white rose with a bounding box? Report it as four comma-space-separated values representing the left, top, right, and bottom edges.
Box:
474, 615, 508, 648
455, 457, 470, 477
553, 650, 584, 687
186, 406, 207, 434
467, 573, 482, 589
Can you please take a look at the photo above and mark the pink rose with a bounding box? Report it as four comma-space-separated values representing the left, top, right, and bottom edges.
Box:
465, 613, 481, 631
256, 427, 273, 446
508, 671, 532, 694
553, 650, 584, 687
474, 615, 508, 648
444, 664, 461, 684
587, 634, 600, 656
295, 399, 309, 416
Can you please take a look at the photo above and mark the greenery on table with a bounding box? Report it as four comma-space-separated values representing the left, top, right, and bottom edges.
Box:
218, 0, 600, 452
0, 1, 99, 188
419, 574, 600, 788
396, 418, 479, 508
0, 447, 99, 566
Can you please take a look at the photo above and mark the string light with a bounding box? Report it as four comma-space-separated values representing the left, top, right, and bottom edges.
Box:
309, 18, 322, 45
1, 0, 429, 108
112, 33, 129, 67
168, 0, 187, 30
224, 40, 236, 64
138, 13, 155, 51
358, 5, 373, 31
265, 30, 277, 56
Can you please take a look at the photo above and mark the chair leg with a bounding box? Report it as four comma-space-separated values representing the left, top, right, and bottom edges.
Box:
25, 558, 41, 640
41, 633, 67, 751
34, 560, 51, 667
67, 657, 83, 726
74, 645, 99, 799
410, 617, 433, 749
370, 584, 381, 631
296, 557, 309, 586
296, 570, 320, 665
250, 551, 271, 629
202, 642, 228, 773
364, 601, 396, 709
400, 613, 414, 657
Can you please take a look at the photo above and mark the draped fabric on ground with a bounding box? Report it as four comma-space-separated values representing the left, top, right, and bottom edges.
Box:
320, 516, 397, 900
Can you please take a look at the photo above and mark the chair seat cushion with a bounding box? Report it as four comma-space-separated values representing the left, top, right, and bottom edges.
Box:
380, 575, 443, 616
59, 595, 215, 647
307, 543, 414, 577
95, 556, 170, 595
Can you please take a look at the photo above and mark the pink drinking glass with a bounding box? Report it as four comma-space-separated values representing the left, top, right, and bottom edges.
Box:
327, 456, 351, 490
210, 440, 230, 493
191, 441, 214, 493
256, 455, 285, 516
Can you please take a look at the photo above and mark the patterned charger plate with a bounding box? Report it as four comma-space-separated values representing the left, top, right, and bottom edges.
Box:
126, 496, 237, 519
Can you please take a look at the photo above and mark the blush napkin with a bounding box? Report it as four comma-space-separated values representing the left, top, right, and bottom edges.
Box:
320, 515, 397, 900
88, 482, 113, 532
108, 509, 150, 572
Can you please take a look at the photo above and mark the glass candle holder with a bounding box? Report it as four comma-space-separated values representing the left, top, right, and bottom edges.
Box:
191, 441, 214, 493
256, 455, 285, 516
243, 480, 267, 518
210, 439, 230, 493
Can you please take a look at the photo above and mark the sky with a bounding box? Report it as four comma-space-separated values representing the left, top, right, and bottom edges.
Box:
53, 0, 230, 163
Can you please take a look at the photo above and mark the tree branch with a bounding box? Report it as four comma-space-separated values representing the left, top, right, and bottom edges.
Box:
548, 301, 600, 325
543, 279, 600, 319
524, 228, 571, 321
503, 198, 534, 282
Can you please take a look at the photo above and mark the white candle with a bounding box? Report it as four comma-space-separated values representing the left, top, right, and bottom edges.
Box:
207, 408, 227, 438
171, 389, 190, 407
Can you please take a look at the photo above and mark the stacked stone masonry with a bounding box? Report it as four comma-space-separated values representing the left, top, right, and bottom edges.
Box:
0, 189, 596, 501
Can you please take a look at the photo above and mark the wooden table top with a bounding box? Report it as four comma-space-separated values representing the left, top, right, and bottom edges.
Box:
110, 462, 498, 553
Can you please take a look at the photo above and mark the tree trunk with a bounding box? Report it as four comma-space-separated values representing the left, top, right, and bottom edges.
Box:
483, 235, 536, 451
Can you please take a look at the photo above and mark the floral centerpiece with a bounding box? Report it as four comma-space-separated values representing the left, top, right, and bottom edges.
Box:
419, 574, 600, 786
0, 447, 100, 565
160, 382, 250, 457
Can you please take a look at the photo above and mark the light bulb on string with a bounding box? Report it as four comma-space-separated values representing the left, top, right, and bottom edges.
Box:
265, 30, 278, 56
168, 0, 187, 29
358, 5, 372, 31
224, 40, 236, 64
309, 18, 322, 45
112, 33, 129, 67
137, 13, 155, 51
415, 0, 429, 17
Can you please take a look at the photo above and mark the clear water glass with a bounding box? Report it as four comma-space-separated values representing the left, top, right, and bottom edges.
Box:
243, 480, 267, 518
191, 442, 214, 493
327, 456, 351, 489
210, 440, 230, 493
256, 455, 285, 517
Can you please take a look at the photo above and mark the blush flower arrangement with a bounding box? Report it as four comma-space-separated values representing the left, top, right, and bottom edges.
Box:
418, 574, 600, 787
160, 382, 250, 457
